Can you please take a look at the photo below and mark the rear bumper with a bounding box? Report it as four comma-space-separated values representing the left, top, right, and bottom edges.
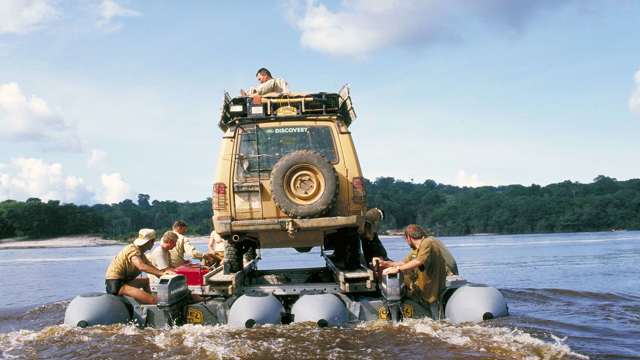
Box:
214, 215, 363, 236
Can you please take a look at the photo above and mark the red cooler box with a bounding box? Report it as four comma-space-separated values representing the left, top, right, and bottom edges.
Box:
175, 264, 208, 286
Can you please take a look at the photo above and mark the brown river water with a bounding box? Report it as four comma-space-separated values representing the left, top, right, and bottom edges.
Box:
1, 232, 639, 359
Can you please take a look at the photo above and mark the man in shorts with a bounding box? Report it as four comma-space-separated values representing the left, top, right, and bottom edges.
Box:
105, 229, 173, 304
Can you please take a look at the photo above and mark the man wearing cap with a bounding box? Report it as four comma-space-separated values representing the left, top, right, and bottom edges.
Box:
240, 67, 289, 96
105, 229, 173, 304
169, 220, 216, 265
380, 224, 455, 318
361, 208, 391, 266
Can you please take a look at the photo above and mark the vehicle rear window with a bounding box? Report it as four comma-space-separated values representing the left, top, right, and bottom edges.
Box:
236, 126, 337, 177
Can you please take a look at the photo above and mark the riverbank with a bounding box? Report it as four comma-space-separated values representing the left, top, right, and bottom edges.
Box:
0, 235, 210, 250
0, 236, 122, 250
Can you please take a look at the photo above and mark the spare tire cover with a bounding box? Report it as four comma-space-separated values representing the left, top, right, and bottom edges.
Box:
270, 150, 338, 218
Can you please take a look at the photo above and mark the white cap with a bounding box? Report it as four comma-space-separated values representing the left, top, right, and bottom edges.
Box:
133, 228, 156, 246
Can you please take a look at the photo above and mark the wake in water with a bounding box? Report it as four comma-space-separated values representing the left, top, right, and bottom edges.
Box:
402, 319, 587, 360
0, 302, 589, 360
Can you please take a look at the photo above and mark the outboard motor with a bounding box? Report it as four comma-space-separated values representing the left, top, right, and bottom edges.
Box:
156, 274, 189, 307
64, 293, 131, 327
381, 272, 404, 322
228, 294, 284, 328
144, 274, 191, 327
444, 284, 509, 324
291, 294, 348, 327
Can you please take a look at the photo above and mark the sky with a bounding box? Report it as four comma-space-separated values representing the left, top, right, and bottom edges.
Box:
1, 0, 639, 204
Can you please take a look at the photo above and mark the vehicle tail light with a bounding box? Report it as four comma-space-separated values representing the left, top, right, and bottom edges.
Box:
352, 177, 366, 203
213, 182, 227, 210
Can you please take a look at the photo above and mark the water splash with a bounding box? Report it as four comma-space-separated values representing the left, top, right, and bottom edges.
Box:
402, 318, 588, 360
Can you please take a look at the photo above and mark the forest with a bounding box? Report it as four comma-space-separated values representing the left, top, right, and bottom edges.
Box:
1, 175, 638, 240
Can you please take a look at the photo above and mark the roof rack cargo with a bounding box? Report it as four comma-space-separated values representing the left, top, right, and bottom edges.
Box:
218, 85, 357, 131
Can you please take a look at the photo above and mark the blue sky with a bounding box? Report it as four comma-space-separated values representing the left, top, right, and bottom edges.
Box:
1, 0, 639, 204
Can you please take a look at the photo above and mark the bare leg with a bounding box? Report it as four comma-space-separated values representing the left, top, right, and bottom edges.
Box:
128, 278, 151, 292
118, 279, 156, 304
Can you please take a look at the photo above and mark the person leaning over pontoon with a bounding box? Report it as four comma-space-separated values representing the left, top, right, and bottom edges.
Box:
379, 224, 452, 317
240, 67, 289, 96
361, 208, 391, 266
148, 231, 179, 281
105, 229, 174, 305
169, 220, 216, 265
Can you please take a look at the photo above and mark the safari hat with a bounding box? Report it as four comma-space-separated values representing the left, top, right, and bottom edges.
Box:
365, 208, 384, 224
133, 228, 156, 246
363, 208, 384, 240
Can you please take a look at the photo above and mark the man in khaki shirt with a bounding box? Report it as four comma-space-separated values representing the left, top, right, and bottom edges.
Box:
241, 67, 289, 96
105, 229, 173, 304
207, 230, 225, 267
380, 224, 452, 317
169, 220, 215, 265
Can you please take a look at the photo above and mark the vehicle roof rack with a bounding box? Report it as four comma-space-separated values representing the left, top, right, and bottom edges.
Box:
218, 85, 357, 131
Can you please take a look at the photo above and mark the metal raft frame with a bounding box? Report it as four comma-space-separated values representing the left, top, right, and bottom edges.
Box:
199, 255, 375, 297
218, 85, 357, 132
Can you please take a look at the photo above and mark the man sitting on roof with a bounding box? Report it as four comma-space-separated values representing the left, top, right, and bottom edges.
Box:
241, 67, 289, 96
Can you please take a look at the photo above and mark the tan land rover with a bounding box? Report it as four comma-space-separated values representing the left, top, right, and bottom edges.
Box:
212, 87, 366, 273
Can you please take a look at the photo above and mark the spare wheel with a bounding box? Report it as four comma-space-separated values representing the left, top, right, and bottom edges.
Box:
270, 150, 338, 218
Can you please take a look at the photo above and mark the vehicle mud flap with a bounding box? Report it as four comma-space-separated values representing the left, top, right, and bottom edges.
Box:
327, 228, 362, 270
345, 234, 362, 270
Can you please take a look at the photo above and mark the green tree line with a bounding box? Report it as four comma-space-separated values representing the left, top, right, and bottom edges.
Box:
367, 175, 640, 235
1, 175, 639, 240
0, 194, 211, 240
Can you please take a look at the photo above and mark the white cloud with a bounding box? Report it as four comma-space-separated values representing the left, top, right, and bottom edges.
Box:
0, 158, 136, 204
0, 0, 58, 34
100, 173, 131, 204
630, 68, 640, 116
0, 158, 95, 203
291, 0, 567, 57
87, 148, 108, 169
0, 82, 83, 151
97, 0, 141, 32
456, 169, 483, 188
